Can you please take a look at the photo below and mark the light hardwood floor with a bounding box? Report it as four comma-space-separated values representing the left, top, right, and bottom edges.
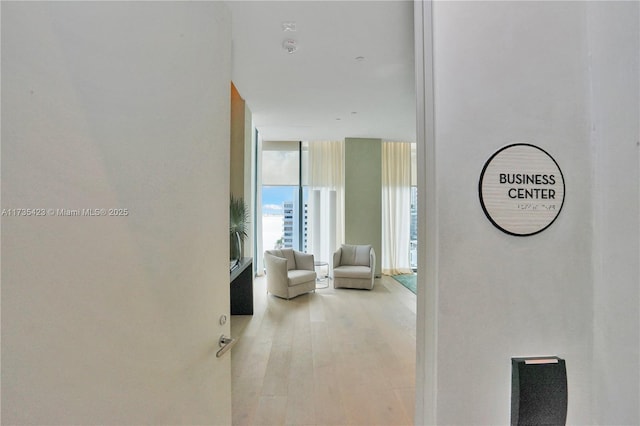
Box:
231, 274, 417, 426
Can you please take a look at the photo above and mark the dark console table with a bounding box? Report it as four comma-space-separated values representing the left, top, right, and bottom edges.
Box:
230, 257, 253, 315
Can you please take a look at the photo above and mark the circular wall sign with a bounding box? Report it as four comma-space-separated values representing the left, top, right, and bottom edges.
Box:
479, 143, 565, 236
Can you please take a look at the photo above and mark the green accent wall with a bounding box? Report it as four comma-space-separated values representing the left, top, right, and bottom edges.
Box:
345, 137, 382, 276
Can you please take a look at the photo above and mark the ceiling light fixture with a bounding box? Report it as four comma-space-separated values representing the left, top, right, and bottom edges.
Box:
282, 39, 298, 54
355, 56, 365, 61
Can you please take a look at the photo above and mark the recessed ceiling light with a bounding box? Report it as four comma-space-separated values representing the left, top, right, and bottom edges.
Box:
282, 22, 297, 32
355, 56, 365, 61
336, 118, 341, 121
351, 111, 358, 115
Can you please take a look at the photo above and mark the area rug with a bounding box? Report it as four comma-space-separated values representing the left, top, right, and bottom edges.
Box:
392, 274, 417, 294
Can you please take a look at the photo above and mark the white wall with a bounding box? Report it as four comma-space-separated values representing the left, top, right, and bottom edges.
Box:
418, 1, 623, 424
1, 2, 233, 424
588, 2, 640, 424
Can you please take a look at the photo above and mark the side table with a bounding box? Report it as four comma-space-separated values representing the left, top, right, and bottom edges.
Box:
314, 260, 330, 289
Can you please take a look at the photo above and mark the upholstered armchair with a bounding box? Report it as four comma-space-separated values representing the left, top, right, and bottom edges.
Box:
332, 244, 376, 290
264, 249, 317, 299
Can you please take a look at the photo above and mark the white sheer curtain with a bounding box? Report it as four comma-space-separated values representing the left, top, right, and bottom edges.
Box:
306, 140, 344, 264
382, 141, 412, 275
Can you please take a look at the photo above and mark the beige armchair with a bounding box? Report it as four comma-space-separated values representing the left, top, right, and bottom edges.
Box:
332, 244, 376, 290
264, 249, 317, 299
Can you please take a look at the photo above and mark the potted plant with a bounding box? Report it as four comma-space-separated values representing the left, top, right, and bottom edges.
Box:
230, 195, 249, 270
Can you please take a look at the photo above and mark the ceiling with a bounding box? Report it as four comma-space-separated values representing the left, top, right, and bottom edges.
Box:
227, 0, 416, 143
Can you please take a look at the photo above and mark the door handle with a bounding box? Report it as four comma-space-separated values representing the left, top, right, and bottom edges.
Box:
216, 334, 237, 358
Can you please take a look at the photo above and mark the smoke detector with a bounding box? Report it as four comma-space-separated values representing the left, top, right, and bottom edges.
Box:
282, 21, 297, 32
282, 39, 298, 54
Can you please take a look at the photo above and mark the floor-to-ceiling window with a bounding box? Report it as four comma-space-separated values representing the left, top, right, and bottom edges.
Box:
381, 141, 413, 275
258, 140, 343, 266
260, 141, 307, 253
306, 140, 345, 264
